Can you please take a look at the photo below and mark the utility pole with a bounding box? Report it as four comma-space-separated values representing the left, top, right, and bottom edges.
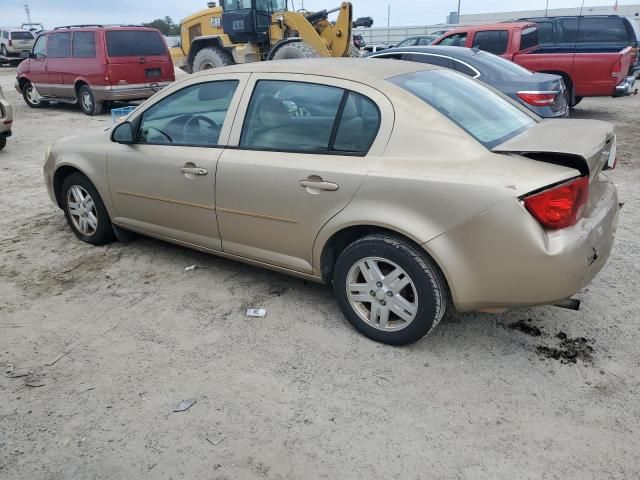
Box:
24, 4, 32, 23
545, 0, 549, 16
456, 0, 461, 24
387, 4, 391, 42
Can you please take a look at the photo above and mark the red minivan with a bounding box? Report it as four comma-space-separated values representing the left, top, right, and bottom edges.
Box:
16, 25, 175, 115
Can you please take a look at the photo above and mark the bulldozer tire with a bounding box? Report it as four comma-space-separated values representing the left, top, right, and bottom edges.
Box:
271, 41, 319, 60
192, 47, 234, 72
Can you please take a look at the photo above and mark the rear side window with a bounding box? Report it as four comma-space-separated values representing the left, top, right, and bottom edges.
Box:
578, 18, 630, 42
438, 33, 467, 47
72, 32, 96, 58
406, 54, 453, 69
536, 22, 554, 44
520, 27, 539, 50
11, 31, 34, 40
48, 33, 72, 58
241, 80, 380, 155
106, 30, 166, 56
472, 30, 509, 55
453, 60, 478, 77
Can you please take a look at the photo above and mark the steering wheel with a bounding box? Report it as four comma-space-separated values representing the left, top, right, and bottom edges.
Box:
183, 115, 220, 144
146, 126, 173, 143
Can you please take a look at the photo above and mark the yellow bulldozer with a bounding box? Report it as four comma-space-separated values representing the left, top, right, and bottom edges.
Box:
170, 0, 373, 72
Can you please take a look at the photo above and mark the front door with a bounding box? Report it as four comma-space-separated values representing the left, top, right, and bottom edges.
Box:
27, 34, 50, 95
216, 75, 392, 273
106, 76, 247, 250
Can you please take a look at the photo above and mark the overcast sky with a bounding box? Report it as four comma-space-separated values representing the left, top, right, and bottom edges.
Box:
2, 0, 635, 29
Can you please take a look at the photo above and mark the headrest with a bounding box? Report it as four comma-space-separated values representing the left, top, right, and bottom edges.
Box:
257, 97, 290, 127
198, 82, 236, 101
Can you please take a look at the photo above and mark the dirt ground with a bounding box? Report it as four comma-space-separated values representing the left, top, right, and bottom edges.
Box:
1, 65, 639, 480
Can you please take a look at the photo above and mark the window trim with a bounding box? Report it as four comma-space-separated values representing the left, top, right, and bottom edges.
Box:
237, 79, 382, 157
126, 79, 241, 148
369, 51, 481, 78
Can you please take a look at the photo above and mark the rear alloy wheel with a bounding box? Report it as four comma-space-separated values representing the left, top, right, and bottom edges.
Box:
22, 81, 49, 108
62, 173, 114, 245
271, 41, 319, 60
78, 84, 103, 116
192, 47, 234, 72
333, 235, 448, 345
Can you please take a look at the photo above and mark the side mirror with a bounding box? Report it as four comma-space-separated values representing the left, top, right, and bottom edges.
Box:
112, 121, 134, 144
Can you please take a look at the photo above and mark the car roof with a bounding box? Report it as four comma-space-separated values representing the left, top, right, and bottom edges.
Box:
369, 45, 484, 59
191, 58, 437, 83
444, 21, 536, 34
1, 27, 32, 32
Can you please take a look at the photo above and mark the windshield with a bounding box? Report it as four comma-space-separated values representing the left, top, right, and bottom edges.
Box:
11, 31, 34, 40
222, 0, 286, 11
475, 51, 534, 78
390, 70, 536, 149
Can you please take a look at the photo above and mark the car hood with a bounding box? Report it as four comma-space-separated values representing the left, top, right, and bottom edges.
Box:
493, 119, 614, 179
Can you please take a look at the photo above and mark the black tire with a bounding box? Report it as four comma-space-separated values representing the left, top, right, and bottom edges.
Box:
572, 96, 583, 107
0, 45, 7, 57
271, 41, 319, 60
192, 47, 234, 72
78, 84, 103, 116
22, 81, 49, 108
333, 234, 448, 346
0, 135, 6, 150
61, 173, 114, 245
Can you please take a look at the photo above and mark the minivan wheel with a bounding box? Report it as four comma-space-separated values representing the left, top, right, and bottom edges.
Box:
22, 82, 49, 108
78, 85, 103, 116
61, 173, 114, 245
333, 235, 448, 345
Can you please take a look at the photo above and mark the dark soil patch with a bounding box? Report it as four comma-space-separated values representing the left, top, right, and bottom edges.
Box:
508, 319, 542, 337
536, 333, 594, 364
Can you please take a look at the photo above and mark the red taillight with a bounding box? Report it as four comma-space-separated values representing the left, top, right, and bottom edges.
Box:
2, 120, 12, 126
523, 176, 589, 230
612, 59, 622, 77
517, 91, 557, 106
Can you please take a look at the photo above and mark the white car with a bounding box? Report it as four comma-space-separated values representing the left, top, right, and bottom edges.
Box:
0, 27, 35, 57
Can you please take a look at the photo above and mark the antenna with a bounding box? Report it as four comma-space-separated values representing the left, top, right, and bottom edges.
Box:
24, 3, 32, 23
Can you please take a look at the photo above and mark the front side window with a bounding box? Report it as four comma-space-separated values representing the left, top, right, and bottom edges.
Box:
137, 80, 239, 146
106, 30, 166, 56
438, 33, 467, 47
32, 35, 47, 57
390, 70, 535, 149
48, 32, 72, 58
221, 0, 252, 10
472, 30, 509, 55
72, 32, 96, 58
2, 31, 8, 40
536, 22, 554, 44
520, 27, 539, 50
578, 18, 629, 42
240, 80, 380, 154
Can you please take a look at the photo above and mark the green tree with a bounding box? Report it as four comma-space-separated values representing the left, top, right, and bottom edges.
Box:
143, 17, 180, 36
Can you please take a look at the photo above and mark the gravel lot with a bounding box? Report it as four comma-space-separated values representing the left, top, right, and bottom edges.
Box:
1, 65, 639, 480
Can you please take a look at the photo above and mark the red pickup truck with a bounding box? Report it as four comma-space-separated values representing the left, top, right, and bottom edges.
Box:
433, 22, 637, 106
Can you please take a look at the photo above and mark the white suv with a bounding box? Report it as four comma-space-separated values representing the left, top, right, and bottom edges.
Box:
0, 27, 35, 57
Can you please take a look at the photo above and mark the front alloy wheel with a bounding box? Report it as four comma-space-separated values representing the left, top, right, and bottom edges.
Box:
67, 185, 98, 237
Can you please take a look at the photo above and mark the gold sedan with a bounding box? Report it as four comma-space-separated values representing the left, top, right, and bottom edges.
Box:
43, 59, 619, 345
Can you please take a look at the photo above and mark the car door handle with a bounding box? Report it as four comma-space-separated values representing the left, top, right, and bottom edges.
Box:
299, 179, 339, 191
180, 166, 208, 176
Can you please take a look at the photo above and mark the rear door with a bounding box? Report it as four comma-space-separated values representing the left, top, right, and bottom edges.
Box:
104, 29, 174, 89
215, 74, 393, 273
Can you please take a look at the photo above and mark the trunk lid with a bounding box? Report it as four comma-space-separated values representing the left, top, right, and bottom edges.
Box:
105, 29, 174, 86
492, 119, 615, 182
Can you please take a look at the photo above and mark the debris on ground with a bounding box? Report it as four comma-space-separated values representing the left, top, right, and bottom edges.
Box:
25, 376, 45, 387
247, 308, 266, 318
536, 335, 594, 364
45, 343, 81, 366
205, 435, 227, 446
173, 399, 197, 412
184, 265, 197, 272
7, 368, 34, 378
508, 319, 542, 337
